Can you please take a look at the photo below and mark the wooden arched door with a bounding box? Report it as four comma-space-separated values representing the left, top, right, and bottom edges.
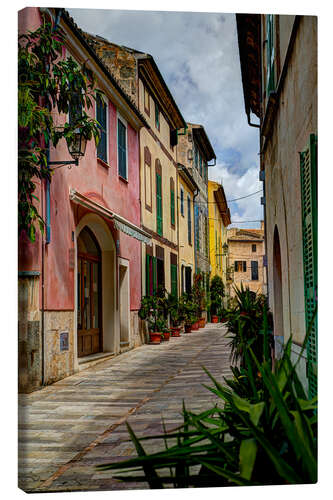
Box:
77, 227, 102, 357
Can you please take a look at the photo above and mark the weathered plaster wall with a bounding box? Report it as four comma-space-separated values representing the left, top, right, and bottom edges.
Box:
264, 16, 317, 345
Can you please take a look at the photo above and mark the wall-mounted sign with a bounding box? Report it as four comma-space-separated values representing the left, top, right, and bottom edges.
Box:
60, 331, 69, 351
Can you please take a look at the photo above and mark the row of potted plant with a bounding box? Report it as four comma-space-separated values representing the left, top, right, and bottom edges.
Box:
138, 275, 208, 344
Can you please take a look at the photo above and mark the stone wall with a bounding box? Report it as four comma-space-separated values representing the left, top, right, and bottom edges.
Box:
18, 276, 42, 393
44, 311, 75, 385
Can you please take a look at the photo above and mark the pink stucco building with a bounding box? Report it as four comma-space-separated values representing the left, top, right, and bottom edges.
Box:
18, 7, 151, 392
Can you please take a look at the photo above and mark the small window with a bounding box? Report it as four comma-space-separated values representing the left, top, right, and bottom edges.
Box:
180, 186, 184, 216
170, 178, 175, 228
252, 244, 257, 252
96, 95, 108, 164
155, 101, 160, 130
69, 93, 83, 126
144, 86, 150, 116
117, 116, 127, 180
235, 261, 247, 272
187, 195, 192, 245
251, 261, 259, 281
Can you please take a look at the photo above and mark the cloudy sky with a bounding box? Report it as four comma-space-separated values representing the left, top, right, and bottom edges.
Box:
68, 8, 263, 228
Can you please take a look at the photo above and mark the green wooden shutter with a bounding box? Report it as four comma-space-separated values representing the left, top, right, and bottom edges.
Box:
97, 96, 107, 163
171, 188, 175, 226
118, 119, 127, 179
156, 173, 163, 235
300, 134, 318, 398
171, 263, 178, 298
266, 15, 275, 95
152, 256, 157, 294
146, 254, 151, 296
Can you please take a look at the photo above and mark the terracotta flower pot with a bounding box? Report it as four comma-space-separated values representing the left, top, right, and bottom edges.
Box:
199, 317, 205, 328
149, 332, 162, 344
192, 321, 199, 331
161, 331, 170, 341
184, 324, 192, 333
171, 327, 181, 337
212, 315, 218, 323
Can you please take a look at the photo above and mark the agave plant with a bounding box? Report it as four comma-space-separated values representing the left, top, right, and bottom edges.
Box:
225, 284, 273, 367
96, 310, 317, 487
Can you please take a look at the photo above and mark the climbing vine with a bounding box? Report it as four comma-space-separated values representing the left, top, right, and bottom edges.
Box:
18, 15, 102, 242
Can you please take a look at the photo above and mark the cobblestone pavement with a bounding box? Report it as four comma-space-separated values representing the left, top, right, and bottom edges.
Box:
18, 323, 232, 492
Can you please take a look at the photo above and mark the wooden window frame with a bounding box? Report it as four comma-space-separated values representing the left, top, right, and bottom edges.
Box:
144, 85, 150, 116
96, 93, 109, 165
188, 195, 192, 246
170, 177, 175, 229
117, 112, 128, 181
251, 260, 259, 281
155, 100, 160, 131
155, 159, 163, 236
180, 185, 184, 217
144, 146, 152, 212
252, 244, 257, 253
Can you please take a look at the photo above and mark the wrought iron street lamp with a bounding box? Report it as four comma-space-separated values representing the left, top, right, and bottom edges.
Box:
222, 242, 229, 256
49, 128, 87, 169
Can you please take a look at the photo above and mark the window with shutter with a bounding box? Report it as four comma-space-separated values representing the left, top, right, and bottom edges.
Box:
171, 263, 178, 298
180, 186, 184, 216
170, 178, 175, 228
155, 101, 160, 130
156, 169, 163, 236
96, 95, 107, 163
300, 134, 318, 398
251, 260, 258, 280
266, 15, 275, 95
118, 118, 127, 179
188, 195, 192, 245
69, 93, 83, 127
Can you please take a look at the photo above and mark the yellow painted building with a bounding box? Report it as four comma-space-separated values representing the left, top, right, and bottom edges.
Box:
208, 181, 231, 290
177, 165, 198, 294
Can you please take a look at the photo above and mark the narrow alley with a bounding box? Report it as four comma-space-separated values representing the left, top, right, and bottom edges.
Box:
19, 324, 231, 492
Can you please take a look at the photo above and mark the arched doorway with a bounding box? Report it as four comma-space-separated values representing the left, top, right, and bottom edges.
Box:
77, 227, 102, 357
75, 213, 117, 366
273, 226, 284, 357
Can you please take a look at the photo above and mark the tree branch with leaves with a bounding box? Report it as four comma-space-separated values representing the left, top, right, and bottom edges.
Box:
18, 15, 103, 242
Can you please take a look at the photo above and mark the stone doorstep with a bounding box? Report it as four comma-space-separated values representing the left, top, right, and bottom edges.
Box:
78, 352, 115, 371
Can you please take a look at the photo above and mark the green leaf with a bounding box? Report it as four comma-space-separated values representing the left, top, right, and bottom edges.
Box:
239, 438, 257, 480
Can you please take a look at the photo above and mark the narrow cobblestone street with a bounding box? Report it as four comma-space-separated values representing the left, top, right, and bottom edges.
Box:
18, 323, 231, 492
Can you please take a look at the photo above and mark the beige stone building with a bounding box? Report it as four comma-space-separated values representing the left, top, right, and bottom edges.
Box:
178, 166, 198, 294
237, 15, 317, 395
227, 223, 266, 299
177, 123, 216, 314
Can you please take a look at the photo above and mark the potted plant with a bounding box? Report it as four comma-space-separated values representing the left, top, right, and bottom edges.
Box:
167, 293, 182, 337
210, 275, 225, 324
138, 293, 168, 344
192, 273, 206, 327
180, 294, 196, 333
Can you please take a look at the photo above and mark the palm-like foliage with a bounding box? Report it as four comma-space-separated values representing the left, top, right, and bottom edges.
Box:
225, 284, 273, 366
96, 311, 317, 487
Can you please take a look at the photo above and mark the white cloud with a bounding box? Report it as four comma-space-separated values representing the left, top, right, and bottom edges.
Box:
67, 8, 262, 226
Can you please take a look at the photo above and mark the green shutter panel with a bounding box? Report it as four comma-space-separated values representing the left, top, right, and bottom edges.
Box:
156, 173, 163, 235
171, 189, 175, 226
97, 97, 107, 163
146, 254, 150, 296
300, 134, 318, 398
171, 263, 178, 298
118, 119, 127, 179
152, 256, 157, 294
